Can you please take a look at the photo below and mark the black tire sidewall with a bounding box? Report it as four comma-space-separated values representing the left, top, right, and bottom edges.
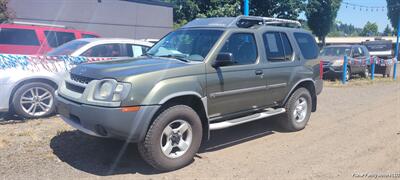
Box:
139, 105, 202, 171
12, 82, 56, 119
283, 88, 312, 131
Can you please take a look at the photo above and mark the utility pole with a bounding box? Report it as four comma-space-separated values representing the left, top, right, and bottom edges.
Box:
244, 0, 249, 16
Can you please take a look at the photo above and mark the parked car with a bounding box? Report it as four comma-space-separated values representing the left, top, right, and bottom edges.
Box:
320, 45, 370, 81
56, 16, 323, 171
47, 38, 153, 58
0, 21, 99, 55
362, 39, 393, 77
0, 38, 153, 119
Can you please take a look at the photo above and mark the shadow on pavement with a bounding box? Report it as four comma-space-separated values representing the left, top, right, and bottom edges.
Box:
50, 117, 283, 176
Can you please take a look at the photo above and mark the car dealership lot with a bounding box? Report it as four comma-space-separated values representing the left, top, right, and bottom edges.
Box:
0, 81, 399, 180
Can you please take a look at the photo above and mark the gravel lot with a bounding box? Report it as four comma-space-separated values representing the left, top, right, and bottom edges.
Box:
0, 80, 399, 180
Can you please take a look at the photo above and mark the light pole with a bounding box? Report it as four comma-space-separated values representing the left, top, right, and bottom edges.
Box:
394, 16, 399, 80
244, 0, 249, 16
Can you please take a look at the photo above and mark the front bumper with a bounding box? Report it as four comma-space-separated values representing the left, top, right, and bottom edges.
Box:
56, 94, 160, 142
322, 66, 342, 79
0, 84, 12, 112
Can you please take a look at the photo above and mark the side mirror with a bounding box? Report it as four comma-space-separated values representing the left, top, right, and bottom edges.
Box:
213, 53, 234, 67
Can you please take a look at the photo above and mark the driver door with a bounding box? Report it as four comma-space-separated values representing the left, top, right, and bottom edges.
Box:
206, 32, 268, 119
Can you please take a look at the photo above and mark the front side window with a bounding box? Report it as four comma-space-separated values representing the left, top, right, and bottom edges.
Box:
294, 32, 319, 60
0, 28, 39, 46
219, 33, 258, 65
45, 31, 76, 48
263, 32, 293, 62
147, 29, 223, 61
82, 44, 127, 57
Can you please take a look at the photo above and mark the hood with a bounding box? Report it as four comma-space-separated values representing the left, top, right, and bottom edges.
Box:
70, 57, 192, 80
319, 56, 343, 62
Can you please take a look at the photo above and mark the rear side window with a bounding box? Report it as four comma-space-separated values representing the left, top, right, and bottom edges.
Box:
263, 32, 293, 62
82, 34, 98, 38
294, 32, 319, 59
0, 28, 39, 46
45, 31, 76, 48
126, 44, 148, 57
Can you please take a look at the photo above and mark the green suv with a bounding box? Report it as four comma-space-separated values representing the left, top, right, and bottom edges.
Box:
56, 16, 323, 171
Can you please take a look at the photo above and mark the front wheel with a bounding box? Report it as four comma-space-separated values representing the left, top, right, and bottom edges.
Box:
361, 67, 369, 78
12, 82, 56, 119
277, 87, 312, 131
138, 105, 202, 171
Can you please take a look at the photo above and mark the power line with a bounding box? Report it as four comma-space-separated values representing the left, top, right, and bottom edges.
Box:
342, 1, 400, 12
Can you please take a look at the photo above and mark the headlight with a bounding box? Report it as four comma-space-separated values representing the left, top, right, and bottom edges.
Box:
331, 60, 343, 67
93, 79, 131, 102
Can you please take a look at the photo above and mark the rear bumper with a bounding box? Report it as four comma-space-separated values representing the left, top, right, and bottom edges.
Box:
56, 93, 160, 142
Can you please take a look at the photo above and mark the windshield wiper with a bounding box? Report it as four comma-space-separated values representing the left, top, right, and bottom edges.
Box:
158, 54, 190, 62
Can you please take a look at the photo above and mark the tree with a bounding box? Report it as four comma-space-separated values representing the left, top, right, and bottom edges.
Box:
383, 24, 393, 36
249, 0, 305, 20
0, 0, 13, 23
386, 0, 400, 34
360, 21, 378, 36
165, 0, 306, 28
305, 0, 342, 46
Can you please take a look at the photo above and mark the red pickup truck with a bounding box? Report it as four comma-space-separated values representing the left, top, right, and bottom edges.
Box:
0, 22, 99, 55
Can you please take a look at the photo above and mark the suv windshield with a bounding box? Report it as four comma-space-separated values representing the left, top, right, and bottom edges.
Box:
47, 40, 89, 56
320, 47, 351, 57
146, 29, 223, 61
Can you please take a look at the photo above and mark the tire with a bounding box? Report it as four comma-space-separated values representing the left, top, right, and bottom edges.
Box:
345, 67, 351, 81
277, 87, 312, 132
138, 105, 203, 171
12, 82, 56, 119
360, 67, 369, 78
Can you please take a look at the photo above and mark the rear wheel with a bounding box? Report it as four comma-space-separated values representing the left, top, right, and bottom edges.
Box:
345, 67, 351, 81
277, 88, 312, 131
138, 105, 202, 171
12, 82, 56, 119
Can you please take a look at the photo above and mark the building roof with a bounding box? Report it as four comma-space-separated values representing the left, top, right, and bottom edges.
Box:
122, 0, 173, 7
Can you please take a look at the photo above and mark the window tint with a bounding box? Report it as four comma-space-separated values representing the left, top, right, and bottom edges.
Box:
82, 44, 127, 57
0, 28, 39, 45
263, 32, 294, 62
82, 34, 98, 38
294, 32, 319, 59
219, 33, 257, 65
45, 31, 76, 48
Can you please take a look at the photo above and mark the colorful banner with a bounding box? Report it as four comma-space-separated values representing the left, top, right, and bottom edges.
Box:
0, 54, 112, 72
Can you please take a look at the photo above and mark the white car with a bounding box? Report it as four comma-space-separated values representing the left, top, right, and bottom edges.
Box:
0, 38, 154, 119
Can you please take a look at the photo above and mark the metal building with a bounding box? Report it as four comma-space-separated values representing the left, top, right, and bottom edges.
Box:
8, 0, 173, 39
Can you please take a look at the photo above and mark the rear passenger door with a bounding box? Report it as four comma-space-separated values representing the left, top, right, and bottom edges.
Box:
262, 31, 297, 105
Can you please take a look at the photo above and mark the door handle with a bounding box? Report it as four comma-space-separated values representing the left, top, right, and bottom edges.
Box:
255, 69, 263, 76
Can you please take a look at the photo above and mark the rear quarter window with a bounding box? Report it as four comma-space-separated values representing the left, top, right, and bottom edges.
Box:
0, 28, 40, 46
294, 32, 319, 60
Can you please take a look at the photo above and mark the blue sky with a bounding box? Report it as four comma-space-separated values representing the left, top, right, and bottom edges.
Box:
336, 0, 391, 32
300, 0, 391, 32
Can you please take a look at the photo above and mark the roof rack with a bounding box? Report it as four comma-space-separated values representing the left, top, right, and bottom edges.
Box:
234, 16, 301, 28
182, 16, 301, 29
12, 21, 67, 28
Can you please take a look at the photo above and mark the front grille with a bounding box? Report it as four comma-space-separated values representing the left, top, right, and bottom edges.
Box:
70, 73, 95, 84
66, 82, 85, 93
